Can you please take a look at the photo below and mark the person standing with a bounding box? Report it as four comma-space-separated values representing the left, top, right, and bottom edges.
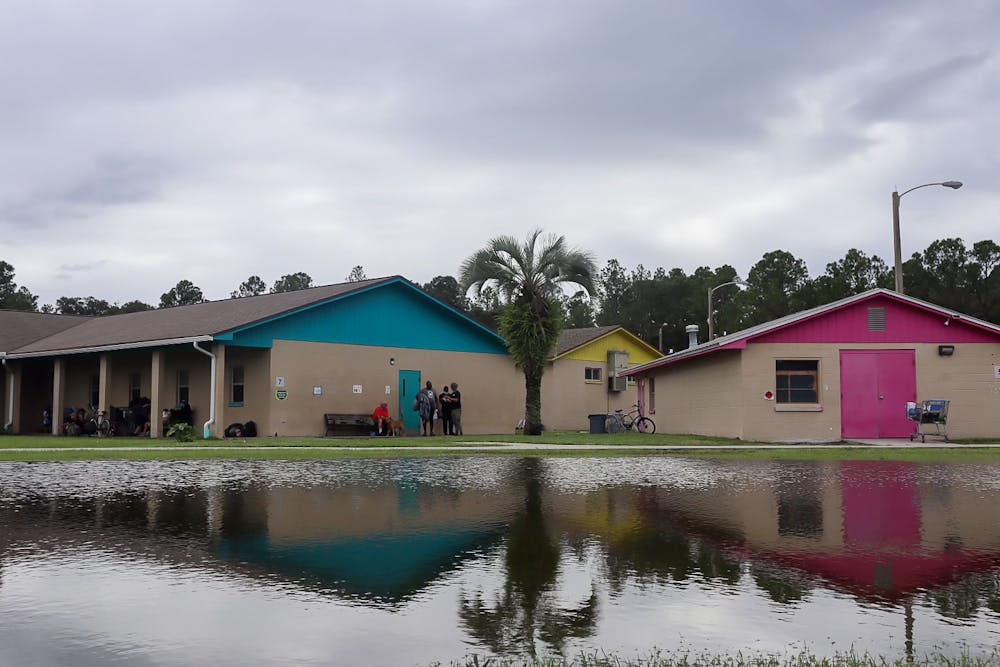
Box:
449, 382, 463, 435
439, 384, 453, 435
417, 381, 438, 436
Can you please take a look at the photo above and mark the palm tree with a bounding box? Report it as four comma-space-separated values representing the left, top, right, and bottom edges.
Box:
460, 229, 596, 435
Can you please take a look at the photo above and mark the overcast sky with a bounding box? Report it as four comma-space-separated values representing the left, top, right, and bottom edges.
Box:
1, 0, 997, 307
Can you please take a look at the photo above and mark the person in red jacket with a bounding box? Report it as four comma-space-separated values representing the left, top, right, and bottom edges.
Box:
372, 402, 392, 436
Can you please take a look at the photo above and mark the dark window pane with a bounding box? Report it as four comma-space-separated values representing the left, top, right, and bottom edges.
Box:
790, 389, 818, 403
790, 375, 815, 389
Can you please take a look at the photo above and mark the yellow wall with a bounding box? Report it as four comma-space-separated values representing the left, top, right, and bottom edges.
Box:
558, 330, 660, 364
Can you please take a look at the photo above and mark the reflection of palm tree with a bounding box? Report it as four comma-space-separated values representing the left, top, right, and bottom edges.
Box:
459, 459, 598, 658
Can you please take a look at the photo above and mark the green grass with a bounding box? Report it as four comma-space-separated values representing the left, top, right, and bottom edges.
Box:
2, 432, 1000, 463
438, 647, 1000, 667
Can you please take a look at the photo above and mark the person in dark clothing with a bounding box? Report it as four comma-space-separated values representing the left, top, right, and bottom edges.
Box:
439, 385, 453, 435
417, 381, 438, 436
449, 382, 463, 435
174, 399, 193, 425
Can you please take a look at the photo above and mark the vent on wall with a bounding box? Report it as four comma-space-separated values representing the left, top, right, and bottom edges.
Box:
609, 376, 627, 392
868, 307, 887, 332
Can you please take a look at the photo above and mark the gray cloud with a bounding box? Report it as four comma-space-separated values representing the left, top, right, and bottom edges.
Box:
0, 0, 997, 306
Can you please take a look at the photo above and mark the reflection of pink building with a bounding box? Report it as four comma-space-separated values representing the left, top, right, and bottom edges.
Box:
636, 461, 1000, 601
767, 462, 999, 600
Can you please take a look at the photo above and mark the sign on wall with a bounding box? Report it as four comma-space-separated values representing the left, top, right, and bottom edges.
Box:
275, 390, 288, 400
353, 385, 363, 394
313, 386, 323, 396
994, 365, 1000, 380
275, 376, 286, 388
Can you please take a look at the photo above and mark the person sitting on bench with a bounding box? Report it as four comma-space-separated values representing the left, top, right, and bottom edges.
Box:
372, 402, 392, 437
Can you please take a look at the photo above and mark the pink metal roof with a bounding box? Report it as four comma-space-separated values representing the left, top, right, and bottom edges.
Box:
626, 288, 1000, 376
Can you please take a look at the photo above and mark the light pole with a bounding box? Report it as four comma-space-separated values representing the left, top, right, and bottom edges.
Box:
708, 279, 745, 341
892, 180, 962, 294
657, 322, 670, 353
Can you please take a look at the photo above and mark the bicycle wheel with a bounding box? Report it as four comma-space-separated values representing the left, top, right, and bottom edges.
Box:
635, 417, 656, 434
97, 419, 112, 438
605, 415, 625, 434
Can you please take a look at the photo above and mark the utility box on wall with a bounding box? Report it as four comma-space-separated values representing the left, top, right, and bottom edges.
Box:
607, 350, 629, 392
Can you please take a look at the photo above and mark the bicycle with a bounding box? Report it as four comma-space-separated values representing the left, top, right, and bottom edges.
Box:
87, 407, 113, 438
605, 404, 656, 434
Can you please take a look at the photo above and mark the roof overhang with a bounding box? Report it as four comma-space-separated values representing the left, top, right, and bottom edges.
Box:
4, 335, 214, 359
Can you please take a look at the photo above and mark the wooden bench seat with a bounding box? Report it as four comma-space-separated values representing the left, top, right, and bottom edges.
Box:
324, 413, 373, 436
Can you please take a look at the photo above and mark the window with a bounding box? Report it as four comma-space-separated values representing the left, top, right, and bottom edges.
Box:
775, 360, 819, 404
584, 367, 602, 383
89, 375, 100, 409
128, 373, 141, 402
649, 377, 656, 412
177, 369, 190, 404
231, 366, 245, 404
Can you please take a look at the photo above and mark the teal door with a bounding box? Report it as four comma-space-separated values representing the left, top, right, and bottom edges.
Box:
398, 370, 421, 434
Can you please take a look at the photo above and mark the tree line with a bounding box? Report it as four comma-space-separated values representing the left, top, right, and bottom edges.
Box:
2, 239, 998, 352
424, 238, 1000, 353
0, 264, 370, 315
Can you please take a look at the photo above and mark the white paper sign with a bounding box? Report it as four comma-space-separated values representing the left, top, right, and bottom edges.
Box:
275, 376, 286, 388
313, 386, 322, 396
994, 365, 1000, 380
352, 385, 363, 394
385, 385, 391, 395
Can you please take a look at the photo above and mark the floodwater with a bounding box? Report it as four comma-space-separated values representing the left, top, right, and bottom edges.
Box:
1, 457, 999, 666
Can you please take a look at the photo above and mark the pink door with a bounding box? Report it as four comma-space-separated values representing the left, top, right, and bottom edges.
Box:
840, 350, 916, 438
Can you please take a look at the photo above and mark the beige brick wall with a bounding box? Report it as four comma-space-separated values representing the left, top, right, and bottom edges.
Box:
741, 344, 844, 442
268, 340, 522, 436
649, 350, 743, 438
742, 342, 1000, 441
913, 343, 1000, 438
542, 359, 640, 431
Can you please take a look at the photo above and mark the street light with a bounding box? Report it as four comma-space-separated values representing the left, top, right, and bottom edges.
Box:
657, 322, 670, 353
892, 180, 962, 294
708, 279, 745, 341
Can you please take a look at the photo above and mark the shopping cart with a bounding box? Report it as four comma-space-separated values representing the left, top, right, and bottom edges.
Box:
906, 399, 949, 443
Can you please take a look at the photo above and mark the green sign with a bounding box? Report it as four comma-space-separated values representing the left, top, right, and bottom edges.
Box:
275, 389, 288, 400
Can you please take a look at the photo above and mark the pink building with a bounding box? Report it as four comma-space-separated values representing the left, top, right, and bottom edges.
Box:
624, 289, 1000, 442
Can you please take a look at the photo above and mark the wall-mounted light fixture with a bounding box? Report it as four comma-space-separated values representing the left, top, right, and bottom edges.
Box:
389, 357, 396, 366
938, 345, 955, 357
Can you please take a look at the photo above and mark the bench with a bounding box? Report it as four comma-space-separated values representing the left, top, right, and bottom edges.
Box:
324, 413, 373, 436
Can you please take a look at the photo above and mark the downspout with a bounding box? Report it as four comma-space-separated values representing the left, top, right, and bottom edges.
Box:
2, 355, 11, 431
193, 342, 216, 439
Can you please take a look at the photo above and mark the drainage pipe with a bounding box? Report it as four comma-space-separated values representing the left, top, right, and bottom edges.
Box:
2, 356, 11, 431
192, 342, 216, 439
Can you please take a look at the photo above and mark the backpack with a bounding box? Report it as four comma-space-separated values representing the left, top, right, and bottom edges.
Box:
243, 420, 257, 437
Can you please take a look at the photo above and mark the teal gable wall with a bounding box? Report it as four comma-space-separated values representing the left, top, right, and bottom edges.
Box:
222, 281, 507, 354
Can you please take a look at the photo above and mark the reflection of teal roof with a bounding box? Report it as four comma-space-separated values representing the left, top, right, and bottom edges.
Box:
216, 529, 501, 602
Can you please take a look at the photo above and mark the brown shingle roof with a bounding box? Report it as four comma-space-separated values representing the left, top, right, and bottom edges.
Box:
0, 311, 92, 353
10, 276, 399, 356
554, 325, 621, 357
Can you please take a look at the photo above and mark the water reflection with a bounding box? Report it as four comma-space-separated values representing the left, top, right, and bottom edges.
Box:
459, 459, 598, 659
1, 458, 1000, 664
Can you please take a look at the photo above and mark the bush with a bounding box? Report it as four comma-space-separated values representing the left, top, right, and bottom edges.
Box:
166, 422, 196, 442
